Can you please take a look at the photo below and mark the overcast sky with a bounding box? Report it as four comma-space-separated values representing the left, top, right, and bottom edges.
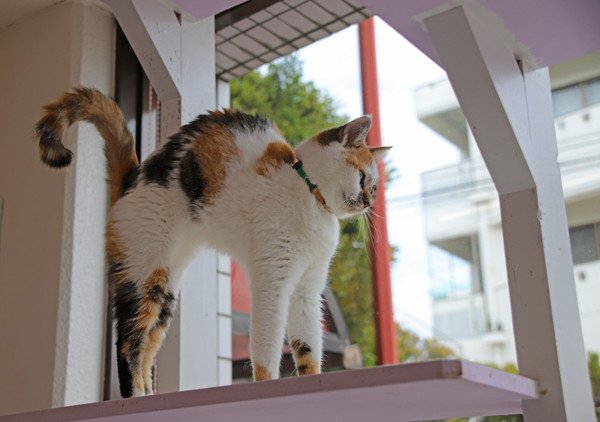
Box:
297, 18, 461, 337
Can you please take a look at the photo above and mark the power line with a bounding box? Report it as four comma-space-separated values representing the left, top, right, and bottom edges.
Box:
384, 153, 600, 207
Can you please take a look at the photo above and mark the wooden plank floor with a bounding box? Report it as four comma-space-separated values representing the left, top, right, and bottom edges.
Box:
1, 360, 537, 422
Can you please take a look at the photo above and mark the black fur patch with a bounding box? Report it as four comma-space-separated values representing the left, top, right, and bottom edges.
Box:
179, 149, 206, 215
141, 136, 190, 187
146, 284, 166, 303
112, 277, 141, 399
291, 339, 312, 357
185, 110, 271, 136
157, 292, 175, 328
297, 364, 309, 374
122, 166, 140, 195
36, 117, 73, 168
116, 340, 133, 398
140, 110, 269, 189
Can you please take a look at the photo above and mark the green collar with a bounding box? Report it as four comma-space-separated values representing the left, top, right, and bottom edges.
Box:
292, 161, 332, 213
293, 160, 318, 192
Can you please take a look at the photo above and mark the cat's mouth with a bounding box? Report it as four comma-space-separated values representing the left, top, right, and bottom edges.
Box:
343, 195, 370, 214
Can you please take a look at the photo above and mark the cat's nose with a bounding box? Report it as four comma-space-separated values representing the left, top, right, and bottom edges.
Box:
361, 192, 371, 208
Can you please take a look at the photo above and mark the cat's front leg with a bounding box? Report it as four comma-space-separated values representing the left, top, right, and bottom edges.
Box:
249, 260, 299, 381
286, 261, 329, 376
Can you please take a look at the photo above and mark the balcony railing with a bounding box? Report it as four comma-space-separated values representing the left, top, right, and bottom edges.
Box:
421, 131, 600, 205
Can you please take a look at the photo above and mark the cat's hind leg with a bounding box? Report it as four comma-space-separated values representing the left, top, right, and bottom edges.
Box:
113, 267, 170, 397
286, 262, 329, 376
140, 289, 175, 395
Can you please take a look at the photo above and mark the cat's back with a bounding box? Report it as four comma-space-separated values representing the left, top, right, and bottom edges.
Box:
110, 110, 288, 277
127, 110, 283, 212
179, 109, 285, 178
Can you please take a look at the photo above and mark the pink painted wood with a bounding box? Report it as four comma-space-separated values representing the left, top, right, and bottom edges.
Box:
171, 0, 246, 20
1, 360, 536, 422
359, 0, 600, 69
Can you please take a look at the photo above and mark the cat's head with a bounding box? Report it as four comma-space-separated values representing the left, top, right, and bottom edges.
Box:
295, 116, 391, 219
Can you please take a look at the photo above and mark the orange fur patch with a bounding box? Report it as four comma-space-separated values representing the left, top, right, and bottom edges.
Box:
105, 222, 124, 262
253, 363, 272, 381
133, 373, 145, 395
135, 267, 169, 332
106, 222, 130, 287
345, 147, 373, 170
296, 359, 320, 376
255, 142, 296, 176
142, 325, 167, 394
120, 341, 131, 357
290, 339, 321, 376
141, 267, 168, 297
192, 122, 237, 203
81, 92, 140, 207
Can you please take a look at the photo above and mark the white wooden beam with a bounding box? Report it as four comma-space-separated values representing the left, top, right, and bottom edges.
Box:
105, 0, 219, 393
105, 0, 181, 102
423, 5, 595, 421
216, 79, 233, 386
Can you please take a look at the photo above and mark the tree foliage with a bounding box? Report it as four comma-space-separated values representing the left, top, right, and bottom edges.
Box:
328, 217, 378, 365
588, 352, 600, 418
230, 55, 346, 146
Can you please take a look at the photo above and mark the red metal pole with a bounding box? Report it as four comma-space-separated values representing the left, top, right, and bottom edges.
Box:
358, 17, 398, 365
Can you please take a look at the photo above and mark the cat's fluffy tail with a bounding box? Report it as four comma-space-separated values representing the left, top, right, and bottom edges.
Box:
35, 87, 139, 206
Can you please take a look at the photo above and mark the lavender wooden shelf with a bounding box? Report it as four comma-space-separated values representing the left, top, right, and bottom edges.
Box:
2, 360, 537, 422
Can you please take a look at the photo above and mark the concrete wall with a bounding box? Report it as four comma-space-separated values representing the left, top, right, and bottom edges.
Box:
0, 0, 114, 414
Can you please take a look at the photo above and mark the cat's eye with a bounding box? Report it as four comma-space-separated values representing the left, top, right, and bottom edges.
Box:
359, 170, 366, 187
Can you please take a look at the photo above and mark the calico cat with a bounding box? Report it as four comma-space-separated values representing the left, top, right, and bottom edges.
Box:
35, 87, 389, 398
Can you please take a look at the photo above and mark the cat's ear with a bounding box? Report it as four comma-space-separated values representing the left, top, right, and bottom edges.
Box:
340, 115, 372, 148
369, 146, 392, 161
312, 115, 372, 147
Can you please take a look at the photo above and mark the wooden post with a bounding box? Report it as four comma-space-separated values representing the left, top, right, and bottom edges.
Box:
358, 18, 398, 365
424, 5, 595, 420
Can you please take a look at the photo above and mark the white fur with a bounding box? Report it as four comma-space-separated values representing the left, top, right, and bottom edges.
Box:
110, 116, 382, 388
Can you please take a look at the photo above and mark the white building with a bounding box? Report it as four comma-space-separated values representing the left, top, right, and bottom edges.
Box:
414, 52, 600, 366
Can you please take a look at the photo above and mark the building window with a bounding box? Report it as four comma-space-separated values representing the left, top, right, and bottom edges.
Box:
569, 223, 600, 265
433, 304, 486, 339
583, 77, 600, 105
428, 245, 473, 300
552, 76, 600, 117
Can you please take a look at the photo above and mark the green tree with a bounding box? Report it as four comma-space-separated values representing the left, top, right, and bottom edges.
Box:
230, 55, 346, 145
588, 352, 600, 419
396, 325, 455, 362
328, 217, 378, 365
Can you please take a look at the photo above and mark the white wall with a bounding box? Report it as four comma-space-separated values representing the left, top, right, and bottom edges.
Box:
216, 80, 233, 386
0, 0, 114, 414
